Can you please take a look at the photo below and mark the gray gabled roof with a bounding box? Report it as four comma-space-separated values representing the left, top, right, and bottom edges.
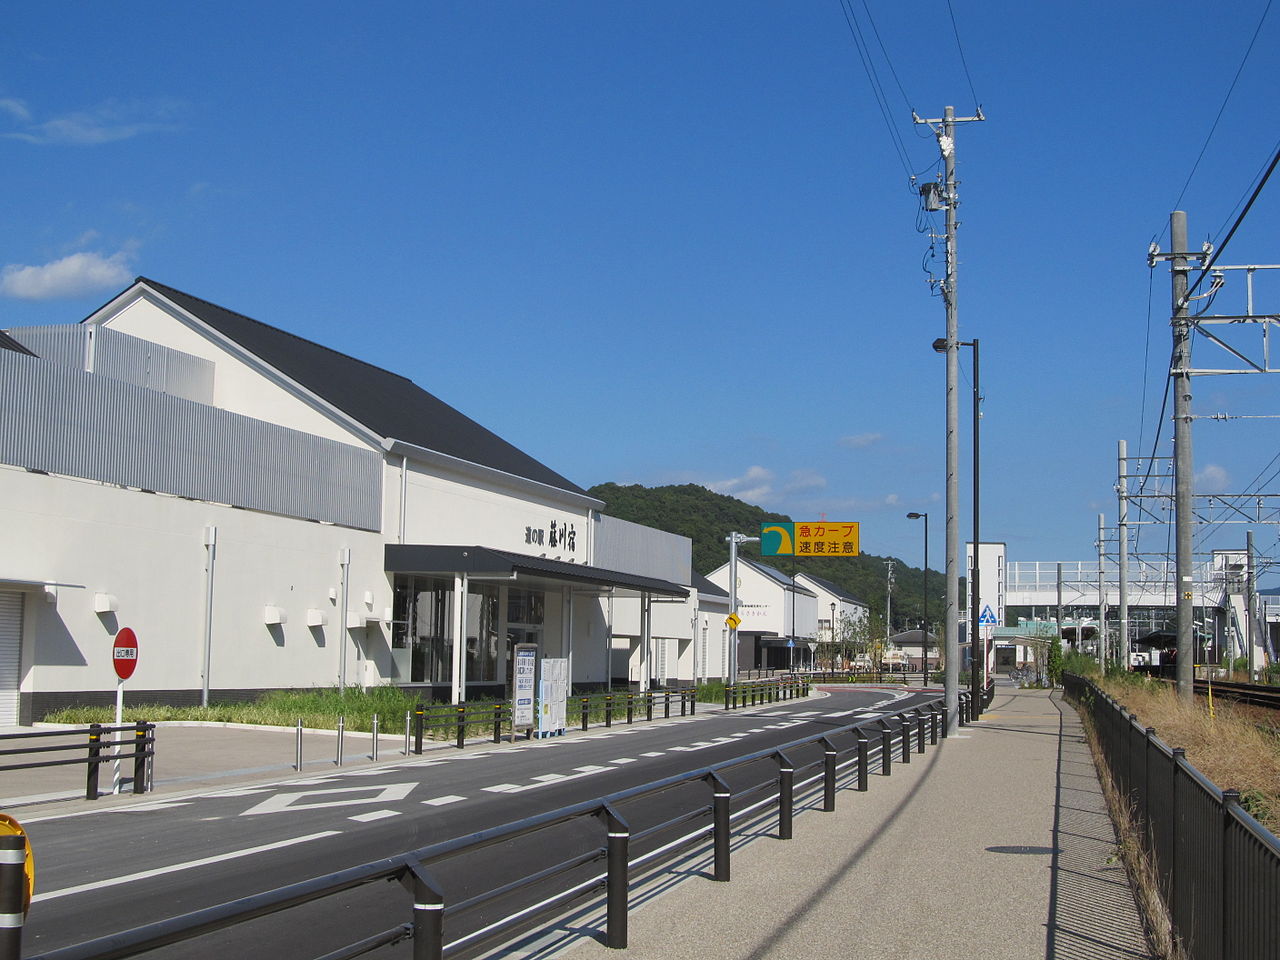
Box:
739, 557, 819, 597
0, 330, 36, 357
796, 572, 867, 606
692, 572, 729, 599
118, 278, 586, 496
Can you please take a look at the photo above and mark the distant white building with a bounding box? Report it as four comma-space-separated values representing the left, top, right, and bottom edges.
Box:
706, 557, 817, 672
794, 573, 869, 645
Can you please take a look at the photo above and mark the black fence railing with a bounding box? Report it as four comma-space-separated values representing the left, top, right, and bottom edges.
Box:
406, 689, 704, 754
722, 677, 808, 709
17, 694, 976, 960
0, 723, 155, 800
1063, 673, 1280, 960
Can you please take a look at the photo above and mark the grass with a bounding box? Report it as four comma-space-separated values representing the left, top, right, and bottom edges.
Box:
1098, 672, 1280, 832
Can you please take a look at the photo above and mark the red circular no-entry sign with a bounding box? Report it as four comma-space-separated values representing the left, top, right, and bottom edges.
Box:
112, 628, 138, 681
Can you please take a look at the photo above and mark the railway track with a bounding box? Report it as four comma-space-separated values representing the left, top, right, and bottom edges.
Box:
1192, 677, 1280, 710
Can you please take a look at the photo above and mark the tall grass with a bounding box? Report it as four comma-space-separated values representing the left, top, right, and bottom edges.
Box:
44, 685, 427, 734
1099, 673, 1280, 831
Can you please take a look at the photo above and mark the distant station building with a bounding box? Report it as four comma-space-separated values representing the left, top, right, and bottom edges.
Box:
0, 278, 715, 723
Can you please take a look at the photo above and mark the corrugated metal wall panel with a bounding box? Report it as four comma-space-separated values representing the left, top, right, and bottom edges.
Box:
0, 592, 22, 726
0, 351, 382, 531
593, 514, 691, 585
3, 326, 215, 403
4, 325, 86, 368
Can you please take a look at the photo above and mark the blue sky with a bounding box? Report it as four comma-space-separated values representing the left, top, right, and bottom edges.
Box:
2, 2, 1279, 581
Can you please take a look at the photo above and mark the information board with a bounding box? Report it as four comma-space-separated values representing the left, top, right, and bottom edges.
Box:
761, 521, 860, 556
512, 644, 538, 731
538, 657, 568, 736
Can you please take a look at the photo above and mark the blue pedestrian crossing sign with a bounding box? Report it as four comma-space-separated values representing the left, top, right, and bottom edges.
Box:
978, 605, 998, 626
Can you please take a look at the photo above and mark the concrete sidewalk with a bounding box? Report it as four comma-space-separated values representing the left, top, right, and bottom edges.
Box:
559, 685, 1152, 960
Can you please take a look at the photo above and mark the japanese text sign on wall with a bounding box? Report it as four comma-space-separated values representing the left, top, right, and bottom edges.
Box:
760, 522, 860, 557
524, 520, 577, 551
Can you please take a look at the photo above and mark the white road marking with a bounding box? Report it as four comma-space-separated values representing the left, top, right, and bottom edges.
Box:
856, 712, 883, 719
670, 737, 735, 753
825, 710, 856, 717
349, 809, 400, 822
422, 795, 465, 806
533, 773, 566, 782
242, 782, 416, 816
201, 787, 272, 798
482, 783, 521, 793
119, 801, 193, 812
31, 831, 342, 903
792, 711, 821, 717
641, 751, 664, 757
610, 758, 636, 764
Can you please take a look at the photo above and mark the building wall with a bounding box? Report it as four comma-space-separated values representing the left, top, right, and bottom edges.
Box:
100, 294, 369, 448
2, 465, 390, 720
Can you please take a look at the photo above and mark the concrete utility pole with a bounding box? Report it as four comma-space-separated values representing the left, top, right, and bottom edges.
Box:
915, 104, 984, 731
966, 339, 982, 717
1170, 211, 1196, 700
1246, 530, 1257, 678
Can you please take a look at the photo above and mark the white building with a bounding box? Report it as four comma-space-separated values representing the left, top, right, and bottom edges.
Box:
706, 557, 817, 672
0, 278, 709, 724
794, 573, 868, 645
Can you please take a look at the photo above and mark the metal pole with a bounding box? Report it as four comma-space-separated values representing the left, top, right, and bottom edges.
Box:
1246, 530, 1257, 679
338, 548, 351, 695
371, 713, 379, 762
1098, 513, 1107, 667
922, 515, 928, 685
295, 718, 303, 770
1118, 440, 1130, 670
1056, 562, 1064, 653
201, 525, 217, 708
969, 338, 981, 715
1171, 211, 1195, 700
728, 533, 739, 683
0, 834, 25, 960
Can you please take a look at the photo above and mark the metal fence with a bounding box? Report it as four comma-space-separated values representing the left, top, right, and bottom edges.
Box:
0, 723, 155, 800
13, 693, 977, 960
1063, 673, 1280, 960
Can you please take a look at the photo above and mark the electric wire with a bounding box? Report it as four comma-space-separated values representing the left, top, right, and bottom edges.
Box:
1170, 0, 1273, 217
857, 0, 914, 116
944, 0, 981, 112
836, 0, 915, 182
1184, 140, 1280, 302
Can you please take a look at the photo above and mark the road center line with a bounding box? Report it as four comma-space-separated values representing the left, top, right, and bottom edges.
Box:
31, 831, 342, 904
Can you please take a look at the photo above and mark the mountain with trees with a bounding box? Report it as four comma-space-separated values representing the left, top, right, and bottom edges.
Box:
588, 482, 946, 635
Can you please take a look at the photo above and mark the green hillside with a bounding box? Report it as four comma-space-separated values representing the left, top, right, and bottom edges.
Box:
588, 482, 945, 634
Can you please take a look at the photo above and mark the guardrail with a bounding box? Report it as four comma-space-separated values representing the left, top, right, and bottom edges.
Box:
1063, 673, 1280, 960
0, 723, 155, 800
18, 694, 973, 960
723, 677, 808, 709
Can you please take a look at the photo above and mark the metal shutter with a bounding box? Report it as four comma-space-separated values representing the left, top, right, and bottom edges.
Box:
0, 592, 22, 725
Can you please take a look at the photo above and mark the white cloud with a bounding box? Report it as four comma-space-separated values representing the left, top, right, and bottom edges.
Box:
884, 493, 900, 505
783, 469, 827, 493
1196, 463, 1230, 493
1, 251, 133, 300
4, 99, 180, 145
839, 433, 882, 449
0, 98, 30, 122
707, 465, 775, 505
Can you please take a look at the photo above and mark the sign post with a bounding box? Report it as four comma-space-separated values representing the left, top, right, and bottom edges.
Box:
512, 643, 537, 738
111, 628, 138, 794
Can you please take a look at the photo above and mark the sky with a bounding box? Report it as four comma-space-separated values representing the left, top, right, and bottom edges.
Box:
2, 2, 1279, 583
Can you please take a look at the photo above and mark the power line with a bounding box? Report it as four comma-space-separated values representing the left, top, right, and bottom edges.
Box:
944, 0, 980, 112
1171, 0, 1273, 215
836, 0, 915, 181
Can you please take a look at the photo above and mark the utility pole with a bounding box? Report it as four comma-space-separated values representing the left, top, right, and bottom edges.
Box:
1246, 530, 1257, 679
916, 104, 984, 732
1117, 440, 1130, 670
1170, 211, 1195, 700
968, 338, 982, 717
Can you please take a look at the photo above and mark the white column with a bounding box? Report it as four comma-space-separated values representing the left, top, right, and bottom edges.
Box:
451, 573, 467, 704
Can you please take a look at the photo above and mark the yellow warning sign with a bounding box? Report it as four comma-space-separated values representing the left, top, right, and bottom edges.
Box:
0, 813, 33, 916
726, 612, 741, 630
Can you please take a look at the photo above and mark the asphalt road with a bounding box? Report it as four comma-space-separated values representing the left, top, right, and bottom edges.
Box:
22, 687, 940, 959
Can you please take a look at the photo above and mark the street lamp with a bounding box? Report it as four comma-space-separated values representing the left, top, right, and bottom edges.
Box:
907, 512, 928, 686
933, 336, 982, 717
830, 601, 837, 671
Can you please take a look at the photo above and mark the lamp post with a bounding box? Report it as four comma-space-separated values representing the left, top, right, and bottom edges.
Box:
933, 335, 982, 716
907, 512, 928, 685
830, 601, 837, 671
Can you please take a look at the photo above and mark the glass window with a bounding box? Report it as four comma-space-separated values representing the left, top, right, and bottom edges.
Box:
466, 582, 499, 682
